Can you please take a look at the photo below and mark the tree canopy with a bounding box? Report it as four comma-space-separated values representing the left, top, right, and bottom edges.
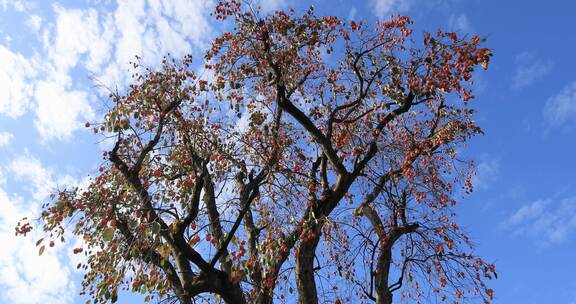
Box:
17, 1, 495, 303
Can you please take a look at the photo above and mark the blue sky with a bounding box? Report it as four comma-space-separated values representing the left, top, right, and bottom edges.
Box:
0, 0, 575, 303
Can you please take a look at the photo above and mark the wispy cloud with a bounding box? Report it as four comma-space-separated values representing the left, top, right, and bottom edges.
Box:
0, 2, 218, 300
0, 46, 37, 118
472, 158, 500, 191
370, 0, 457, 18
347, 6, 358, 20
543, 81, 576, 129
370, 0, 415, 18
25, 14, 42, 33
448, 13, 473, 33
0, 131, 13, 147
33, 80, 94, 142
258, 0, 290, 13
502, 196, 576, 246
0, 0, 32, 12
512, 52, 553, 89
0, 0, 214, 141
0, 155, 79, 304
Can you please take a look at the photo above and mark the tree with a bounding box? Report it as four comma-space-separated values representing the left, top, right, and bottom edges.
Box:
17, 1, 495, 303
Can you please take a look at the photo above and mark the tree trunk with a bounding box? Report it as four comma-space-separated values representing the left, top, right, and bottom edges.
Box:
216, 271, 247, 304
374, 247, 393, 304
182, 271, 247, 304
375, 290, 393, 304
295, 226, 321, 304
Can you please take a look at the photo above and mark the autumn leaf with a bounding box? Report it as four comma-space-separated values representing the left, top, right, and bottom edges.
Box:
102, 228, 114, 242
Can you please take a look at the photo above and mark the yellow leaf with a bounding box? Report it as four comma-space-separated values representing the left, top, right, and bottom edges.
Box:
102, 227, 115, 241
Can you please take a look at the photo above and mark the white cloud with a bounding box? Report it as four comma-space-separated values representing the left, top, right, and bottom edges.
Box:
48, 5, 110, 73
0, 46, 37, 118
0, 157, 77, 304
99, 0, 213, 89
370, 0, 457, 19
25, 15, 42, 33
0, 1, 220, 302
157, 0, 213, 48
472, 158, 499, 191
9, 154, 55, 200
512, 52, 553, 89
0, 131, 13, 147
371, 0, 414, 18
503, 196, 576, 246
0, 0, 31, 12
347, 6, 358, 20
0, 191, 76, 304
506, 199, 549, 227
258, 0, 289, 13
33, 80, 94, 142
0, 0, 214, 141
448, 13, 472, 33
2, 34, 11, 45
543, 81, 576, 129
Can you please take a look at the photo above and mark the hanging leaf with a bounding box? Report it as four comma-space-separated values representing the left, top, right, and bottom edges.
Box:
102, 227, 115, 242
38, 245, 45, 256
150, 222, 161, 235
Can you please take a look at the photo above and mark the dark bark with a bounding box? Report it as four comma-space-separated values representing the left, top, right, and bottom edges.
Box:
374, 247, 394, 304
373, 224, 419, 304
295, 225, 322, 304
